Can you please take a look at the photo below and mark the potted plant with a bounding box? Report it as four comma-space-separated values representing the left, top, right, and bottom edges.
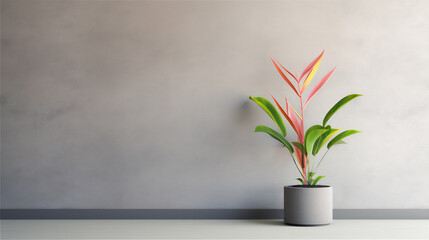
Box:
249, 50, 361, 226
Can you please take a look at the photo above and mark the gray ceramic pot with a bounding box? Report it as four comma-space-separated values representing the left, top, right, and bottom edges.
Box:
284, 185, 333, 226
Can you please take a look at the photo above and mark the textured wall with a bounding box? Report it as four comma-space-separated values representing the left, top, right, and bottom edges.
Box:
1, 0, 428, 209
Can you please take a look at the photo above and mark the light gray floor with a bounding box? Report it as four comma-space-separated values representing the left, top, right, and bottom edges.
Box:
1, 220, 428, 239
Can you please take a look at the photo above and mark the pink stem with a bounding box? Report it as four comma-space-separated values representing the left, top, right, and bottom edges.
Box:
297, 82, 306, 184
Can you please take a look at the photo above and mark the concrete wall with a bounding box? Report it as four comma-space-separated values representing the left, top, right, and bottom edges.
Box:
1, 0, 428, 209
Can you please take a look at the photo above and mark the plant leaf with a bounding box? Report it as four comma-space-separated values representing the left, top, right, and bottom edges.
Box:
270, 58, 300, 96
312, 176, 325, 185
304, 126, 326, 156
299, 50, 325, 82
271, 96, 301, 139
312, 128, 341, 156
304, 67, 336, 109
322, 94, 362, 127
327, 130, 361, 149
276, 60, 298, 83
304, 125, 324, 142
307, 172, 316, 185
255, 125, 294, 153
300, 53, 323, 94
287, 102, 303, 140
293, 145, 304, 169
289, 104, 302, 120
291, 142, 304, 153
296, 178, 305, 185
250, 96, 287, 136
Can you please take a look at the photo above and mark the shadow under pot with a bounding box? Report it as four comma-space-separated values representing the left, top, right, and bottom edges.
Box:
284, 185, 333, 226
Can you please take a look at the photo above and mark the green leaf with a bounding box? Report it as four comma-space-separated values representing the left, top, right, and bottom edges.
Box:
250, 96, 287, 136
323, 94, 362, 127
291, 141, 304, 153
304, 126, 326, 156
307, 172, 316, 185
312, 128, 340, 156
327, 130, 361, 149
255, 125, 294, 153
296, 178, 305, 185
304, 125, 324, 141
312, 176, 325, 185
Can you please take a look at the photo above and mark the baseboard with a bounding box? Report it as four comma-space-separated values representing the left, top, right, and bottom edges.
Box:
1, 209, 428, 219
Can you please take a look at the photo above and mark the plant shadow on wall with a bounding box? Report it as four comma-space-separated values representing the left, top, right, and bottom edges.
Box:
249, 51, 362, 226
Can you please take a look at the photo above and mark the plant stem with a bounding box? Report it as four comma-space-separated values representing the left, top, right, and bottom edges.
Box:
311, 154, 317, 173
316, 149, 330, 169
289, 153, 305, 180
299, 81, 306, 184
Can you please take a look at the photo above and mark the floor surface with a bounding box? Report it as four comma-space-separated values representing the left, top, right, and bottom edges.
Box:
1, 219, 428, 239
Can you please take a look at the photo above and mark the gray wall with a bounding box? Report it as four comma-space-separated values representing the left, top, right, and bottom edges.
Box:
1, 0, 428, 209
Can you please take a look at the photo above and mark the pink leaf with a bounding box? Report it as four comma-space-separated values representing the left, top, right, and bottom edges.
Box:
272, 96, 302, 139
289, 104, 302, 120
293, 146, 307, 171
276, 60, 298, 83
288, 103, 304, 141
270, 58, 300, 96
300, 53, 324, 94
293, 145, 304, 169
299, 50, 325, 82
304, 67, 336, 109
285, 97, 289, 115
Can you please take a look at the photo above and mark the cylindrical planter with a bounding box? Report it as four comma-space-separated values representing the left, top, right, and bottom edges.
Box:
284, 185, 333, 226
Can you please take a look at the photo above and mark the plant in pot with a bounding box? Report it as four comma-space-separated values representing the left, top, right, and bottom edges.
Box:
249, 51, 361, 226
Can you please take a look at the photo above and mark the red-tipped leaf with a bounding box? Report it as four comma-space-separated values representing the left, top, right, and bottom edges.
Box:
270, 58, 300, 96
304, 67, 336, 109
